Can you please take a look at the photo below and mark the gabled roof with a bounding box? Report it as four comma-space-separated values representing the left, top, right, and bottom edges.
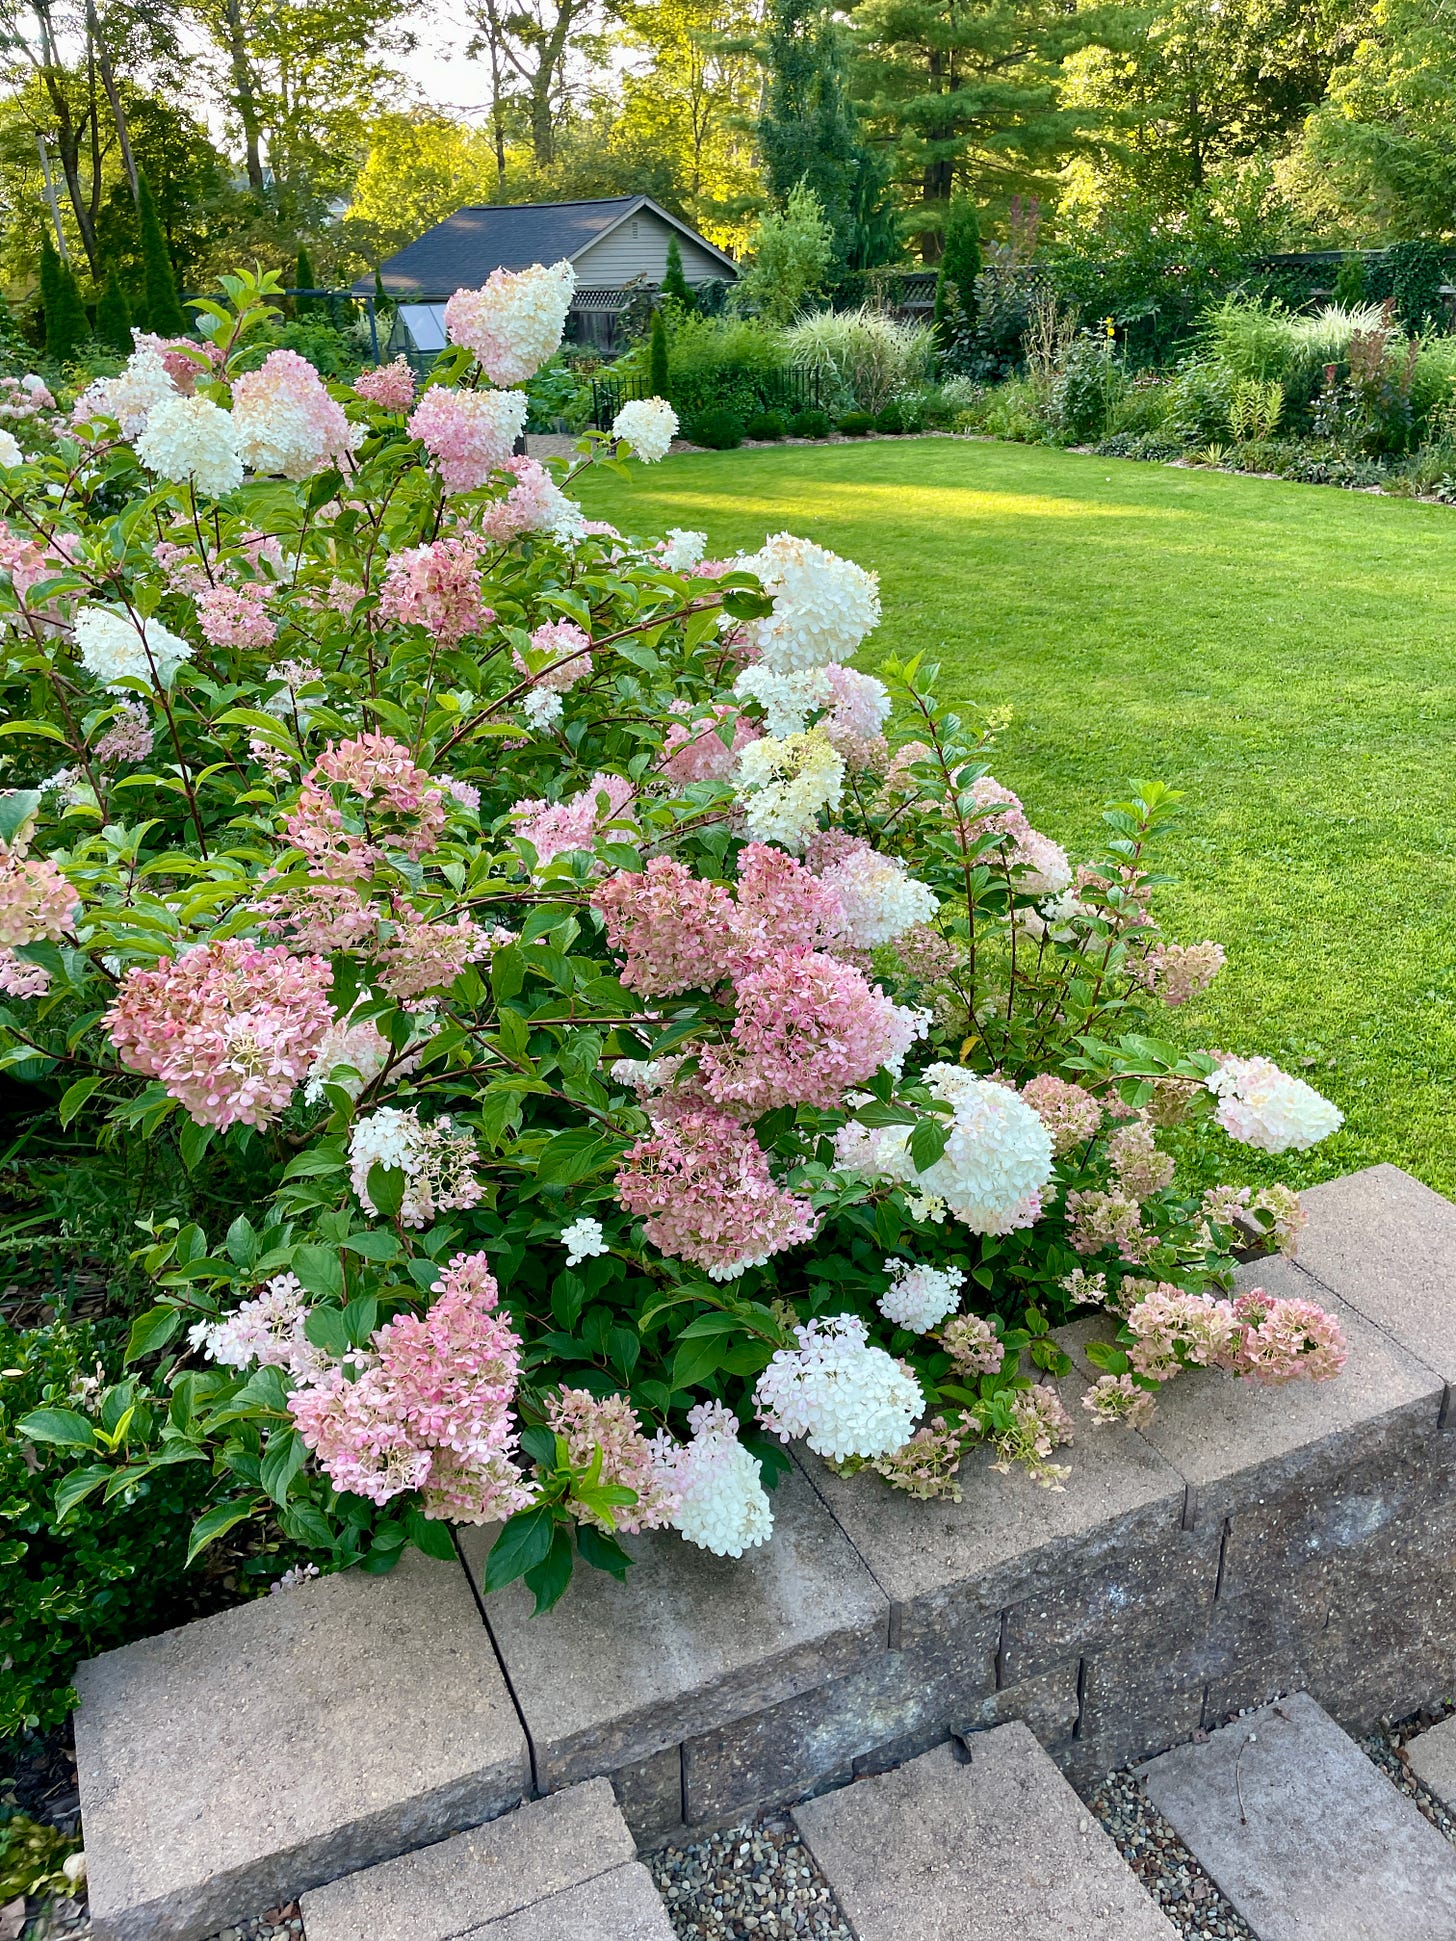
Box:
355, 195, 738, 299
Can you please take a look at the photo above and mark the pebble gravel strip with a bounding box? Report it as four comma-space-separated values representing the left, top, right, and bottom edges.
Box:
647, 1813, 853, 1941
1083, 1767, 1255, 1939
16, 1904, 301, 1941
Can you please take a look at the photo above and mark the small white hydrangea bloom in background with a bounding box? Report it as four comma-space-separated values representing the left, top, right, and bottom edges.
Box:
1205, 1055, 1343, 1153
135, 394, 243, 498
0, 429, 23, 467
755, 1312, 923, 1462
878, 1257, 965, 1332
73, 605, 194, 691
612, 397, 678, 462
522, 687, 565, 732
561, 1216, 607, 1266
659, 527, 707, 569
736, 531, 881, 672
654, 1402, 774, 1556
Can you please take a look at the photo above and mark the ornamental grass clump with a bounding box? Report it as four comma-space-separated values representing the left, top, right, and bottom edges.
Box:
1, 260, 1347, 1618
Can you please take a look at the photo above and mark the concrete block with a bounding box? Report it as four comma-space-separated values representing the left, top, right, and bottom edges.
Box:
1069, 1635, 1209, 1779
459, 1462, 888, 1788
300, 1777, 633, 1941
1140, 1691, 1456, 1940
797, 1361, 1186, 1651
459, 1860, 676, 1940
793, 1729, 1177, 1939
1298, 1164, 1456, 1392
74, 1551, 528, 1941
1407, 1715, 1456, 1812
1123, 1259, 1443, 1529
611, 1745, 685, 1844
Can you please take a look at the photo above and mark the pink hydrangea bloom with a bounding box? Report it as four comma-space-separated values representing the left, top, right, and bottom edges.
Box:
1020, 1074, 1102, 1155
701, 948, 922, 1113
511, 772, 634, 871
286, 734, 447, 880
191, 1271, 326, 1382
105, 939, 333, 1129
0, 520, 79, 603
408, 386, 527, 494
512, 618, 591, 691
132, 332, 217, 394
443, 261, 575, 385
232, 349, 358, 480
660, 704, 760, 784
0, 839, 79, 947
0, 950, 50, 997
196, 580, 276, 650
593, 857, 736, 996
544, 1386, 679, 1533
289, 1251, 532, 1521
728, 842, 847, 968
378, 538, 493, 645
1140, 940, 1225, 1006
1065, 1188, 1155, 1263
477, 456, 569, 541
1106, 1118, 1174, 1198
257, 882, 379, 953
617, 1105, 817, 1280
1229, 1288, 1346, 1383
378, 910, 492, 1004
94, 701, 154, 764
354, 358, 417, 411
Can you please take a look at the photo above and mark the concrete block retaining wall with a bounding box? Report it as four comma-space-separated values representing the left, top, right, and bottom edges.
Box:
73, 1164, 1456, 1938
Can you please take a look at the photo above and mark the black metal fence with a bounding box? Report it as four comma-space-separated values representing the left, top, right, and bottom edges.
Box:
588, 365, 825, 432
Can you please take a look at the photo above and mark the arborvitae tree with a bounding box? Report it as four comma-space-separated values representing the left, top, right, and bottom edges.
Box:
648, 305, 670, 397
42, 236, 91, 365
295, 245, 322, 317
96, 269, 133, 355
933, 197, 982, 342
136, 173, 188, 336
760, 0, 892, 281
661, 234, 694, 309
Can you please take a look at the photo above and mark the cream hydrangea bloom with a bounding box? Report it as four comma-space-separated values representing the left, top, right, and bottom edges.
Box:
135, 394, 243, 498
755, 1313, 923, 1462
1206, 1055, 1343, 1153
612, 397, 678, 462
733, 727, 845, 851
736, 532, 881, 672
73, 605, 194, 691
444, 260, 575, 386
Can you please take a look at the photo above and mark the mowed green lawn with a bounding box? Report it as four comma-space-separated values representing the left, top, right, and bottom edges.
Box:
576, 438, 1456, 1197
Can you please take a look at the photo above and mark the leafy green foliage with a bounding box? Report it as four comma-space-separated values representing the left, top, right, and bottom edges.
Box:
135, 173, 188, 336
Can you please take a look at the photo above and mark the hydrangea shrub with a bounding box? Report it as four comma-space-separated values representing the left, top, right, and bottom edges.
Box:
2, 263, 1346, 1612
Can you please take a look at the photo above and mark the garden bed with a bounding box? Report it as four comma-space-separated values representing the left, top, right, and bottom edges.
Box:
70, 1162, 1456, 1941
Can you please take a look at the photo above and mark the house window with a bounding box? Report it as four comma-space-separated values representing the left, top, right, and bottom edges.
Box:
631, 219, 639, 237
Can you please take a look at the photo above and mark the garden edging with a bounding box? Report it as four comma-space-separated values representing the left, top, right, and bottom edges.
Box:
73, 1161, 1456, 1941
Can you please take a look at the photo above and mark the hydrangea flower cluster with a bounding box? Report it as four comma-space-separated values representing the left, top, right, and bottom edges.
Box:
544, 1386, 678, 1533
513, 618, 591, 690
612, 397, 679, 462
512, 772, 635, 871
231, 349, 359, 479
808, 834, 938, 949
73, 605, 192, 690
651, 1402, 773, 1556
135, 394, 243, 497
189, 1272, 325, 1382
347, 1105, 484, 1226
379, 539, 492, 644
735, 727, 845, 850
353, 358, 416, 411
736, 532, 881, 671
196, 581, 275, 650
286, 734, 447, 880
1206, 1055, 1345, 1153
879, 1258, 965, 1331
445, 261, 576, 386
1020, 1073, 1103, 1154
660, 703, 760, 783
754, 1313, 924, 1462
408, 386, 528, 494
105, 940, 334, 1129
0, 837, 80, 947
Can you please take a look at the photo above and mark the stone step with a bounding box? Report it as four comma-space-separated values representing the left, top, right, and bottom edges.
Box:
1406, 1713, 1456, 1813
73, 1552, 528, 1941
1139, 1691, 1456, 1940
299, 1777, 636, 1941
791, 1726, 1179, 1939
459, 1862, 675, 1939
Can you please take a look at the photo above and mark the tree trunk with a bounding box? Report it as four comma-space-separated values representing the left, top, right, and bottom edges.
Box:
87, 0, 139, 202
223, 0, 267, 193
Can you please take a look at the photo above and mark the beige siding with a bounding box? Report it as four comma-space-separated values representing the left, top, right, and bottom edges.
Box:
574, 212, 732, 286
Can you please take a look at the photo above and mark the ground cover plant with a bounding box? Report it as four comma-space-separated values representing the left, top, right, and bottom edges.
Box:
576, 437, 1456, 1196
0, 271, 1348, 1746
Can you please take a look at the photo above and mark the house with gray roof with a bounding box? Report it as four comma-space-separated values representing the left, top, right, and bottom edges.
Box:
356, 195, 737, 358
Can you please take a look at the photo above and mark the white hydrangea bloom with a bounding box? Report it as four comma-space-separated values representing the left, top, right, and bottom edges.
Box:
0, 429, 23, 467
659, 527, 707, 569
835, 1065, 1054, 1235
444, 260, 576, 386
613, 397, 679, 462
73, 350, 177, 438
816, 844, 938, 948
303, 1015, 390, 1104
188, 1272, 328, 1382
1012, 829, 1073, 896
522, 686, 565, 731
347, 1104, 480, 1227
653, 1402, 773, 1557
561, 1215, 607, 1266
1206, 1055, 1343, 1153
878, 1257, 965, 1332
135, 394, 243, 498
734, 727, 845, 852
73, 605, 194, 691
733, 665, 833, 738
736, 532, 881, 672
755, 1313, 923, 1462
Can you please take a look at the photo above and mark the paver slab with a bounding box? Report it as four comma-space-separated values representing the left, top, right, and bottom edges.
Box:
300, 1777, 633, 1941
74, 1551, 528, 1941
1139, 1692, 1456, 1940
792, 1728, 1178, 1939
1407, 1715, 1456, 1813
459, 1860, 676, 1939
459, 1462, 888, 1786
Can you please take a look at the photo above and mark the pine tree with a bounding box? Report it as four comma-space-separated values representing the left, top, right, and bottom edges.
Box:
136, 173, 188, 336
660, 234, 693, 310
648, 306, 671, 397
42, 236, 91, 365
933, 198, 982, 341
295, 245, 322, 318
96, 269, 133, 355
